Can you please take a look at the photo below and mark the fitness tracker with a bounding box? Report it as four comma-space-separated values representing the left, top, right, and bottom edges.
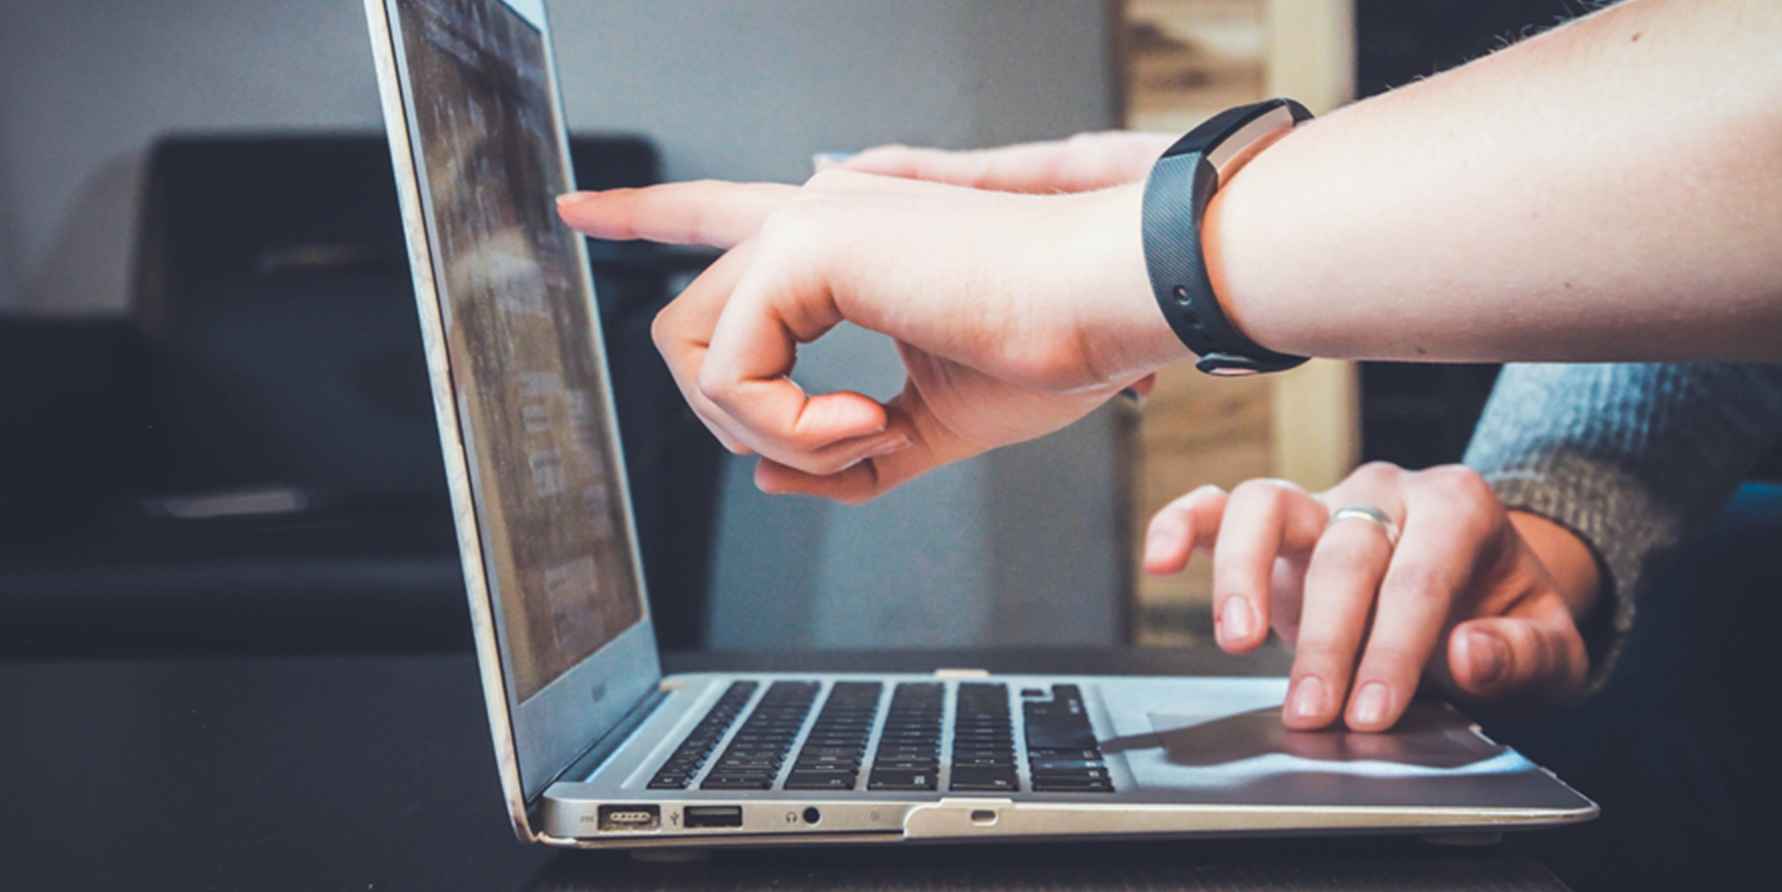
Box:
1142, 98, 1312, 375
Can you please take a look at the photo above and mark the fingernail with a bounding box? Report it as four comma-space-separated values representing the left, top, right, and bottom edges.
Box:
1352, 682, 1391, 728
811, 151, 855, 172
1221, 598, 1255, 642
1466, 630, 1509, 687
1290, 676, 1327, 720
554, 192, 586, 206
866, 434, 911, 458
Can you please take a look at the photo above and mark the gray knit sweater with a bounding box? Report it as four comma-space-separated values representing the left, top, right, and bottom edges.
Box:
1463, 363, 1782, 692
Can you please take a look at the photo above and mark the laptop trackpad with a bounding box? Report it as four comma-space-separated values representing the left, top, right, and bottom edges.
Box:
1145, 704, 1501, 770
1084, 679, 1582, 807
1105, 703, 1553, 806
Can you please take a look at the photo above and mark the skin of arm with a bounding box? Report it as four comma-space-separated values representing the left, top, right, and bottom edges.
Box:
1207, 0, 1782, 363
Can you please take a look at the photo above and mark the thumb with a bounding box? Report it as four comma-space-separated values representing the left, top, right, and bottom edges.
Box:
1446, 608, 1589, 707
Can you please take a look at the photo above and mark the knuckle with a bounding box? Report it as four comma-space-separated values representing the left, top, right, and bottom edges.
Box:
1163, 484, 1225, 516
1382, 561, 1453, 606
649, 305, 676, 352
1230, 478, 1288, 507
804, 167, 862, 192
1359, 642, 1427, 680
1312, 543, 1385, 579
1350, 461, 1401, 488
1291, 640, 1356, 672
1421, 464, 1495, 506
756, 208, 824, 254
754, 206, 799, 240
695, 365, 738, 410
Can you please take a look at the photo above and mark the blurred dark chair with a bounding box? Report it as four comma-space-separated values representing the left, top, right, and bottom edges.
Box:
0, 132, 723, 656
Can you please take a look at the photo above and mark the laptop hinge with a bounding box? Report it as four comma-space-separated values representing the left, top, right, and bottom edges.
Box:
541, 686, 669, 794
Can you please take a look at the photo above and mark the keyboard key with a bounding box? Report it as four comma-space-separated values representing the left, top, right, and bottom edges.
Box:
1026, 748, 1101, 761
801, 745, 867, 757
702, 775, 774, 790
873, 758, 939, 771
950, 766, 1018, 791
1032, 777, 1114, 793
784, 770, 857, 791
1024, 722, 1097, 752
868, 769, 936, 791
1033, 767, 1111, 782
801, 735, 868, 748
1029, 758, 1108, 771
953, 753, 1015, 768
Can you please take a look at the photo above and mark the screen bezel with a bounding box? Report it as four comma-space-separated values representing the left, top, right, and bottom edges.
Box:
365, 0, 662, 837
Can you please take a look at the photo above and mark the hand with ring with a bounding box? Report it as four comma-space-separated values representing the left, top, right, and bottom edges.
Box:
1142, 462, 1602, 732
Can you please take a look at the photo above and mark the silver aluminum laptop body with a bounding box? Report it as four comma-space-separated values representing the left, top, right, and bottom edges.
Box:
364, 0, 1597, 850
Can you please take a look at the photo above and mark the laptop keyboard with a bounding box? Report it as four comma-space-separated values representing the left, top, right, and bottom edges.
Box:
949, 682, 1018, 792
649, 680, 1115, 794
785, 681, 883, 790
1024, 684, 1115, 793
698, 681, 821, 790
867, 683, 945, 791
647, 681, 757, 790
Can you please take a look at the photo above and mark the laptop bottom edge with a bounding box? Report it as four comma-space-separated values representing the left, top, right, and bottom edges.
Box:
534, 671, 1597, 847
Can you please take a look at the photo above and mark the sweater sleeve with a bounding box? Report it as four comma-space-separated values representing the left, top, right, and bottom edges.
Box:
1463, 363, 1782, 695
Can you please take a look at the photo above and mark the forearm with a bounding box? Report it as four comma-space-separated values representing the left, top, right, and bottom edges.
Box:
1202, 0, 1782, 363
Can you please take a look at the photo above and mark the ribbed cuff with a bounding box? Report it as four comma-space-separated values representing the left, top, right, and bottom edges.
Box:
1481, 455, 1680, 699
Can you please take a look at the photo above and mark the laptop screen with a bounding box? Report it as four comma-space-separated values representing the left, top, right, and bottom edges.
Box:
396, 0, 645, 703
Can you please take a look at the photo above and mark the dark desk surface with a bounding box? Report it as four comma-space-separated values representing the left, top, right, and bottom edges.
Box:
0, 647, 1569, 891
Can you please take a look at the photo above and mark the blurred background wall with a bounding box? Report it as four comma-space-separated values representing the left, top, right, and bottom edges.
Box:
0, 0, 1126, 649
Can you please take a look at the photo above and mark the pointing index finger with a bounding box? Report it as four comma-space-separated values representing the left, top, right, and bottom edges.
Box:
555, 181, 799, 249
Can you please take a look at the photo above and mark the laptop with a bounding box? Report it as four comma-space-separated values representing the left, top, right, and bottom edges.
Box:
362, 0, 1597, 849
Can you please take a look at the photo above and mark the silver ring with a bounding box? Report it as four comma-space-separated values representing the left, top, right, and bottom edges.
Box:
1327, 504, 1400, 548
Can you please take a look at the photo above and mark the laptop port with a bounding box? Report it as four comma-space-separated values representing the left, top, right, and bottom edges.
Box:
682, 805, 743, 828
597, 805, 660, 832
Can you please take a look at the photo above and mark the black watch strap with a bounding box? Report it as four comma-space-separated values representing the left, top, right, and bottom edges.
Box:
1142, 98, 1312, 376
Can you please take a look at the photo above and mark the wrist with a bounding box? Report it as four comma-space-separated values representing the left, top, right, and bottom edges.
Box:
1196, 122, 1312, 361
1507, 510, 1602, 623
1071, 183, 1194, 383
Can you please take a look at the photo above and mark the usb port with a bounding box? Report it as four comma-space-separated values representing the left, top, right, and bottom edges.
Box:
597, 804, 661, 832
682, 805, 743, 828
